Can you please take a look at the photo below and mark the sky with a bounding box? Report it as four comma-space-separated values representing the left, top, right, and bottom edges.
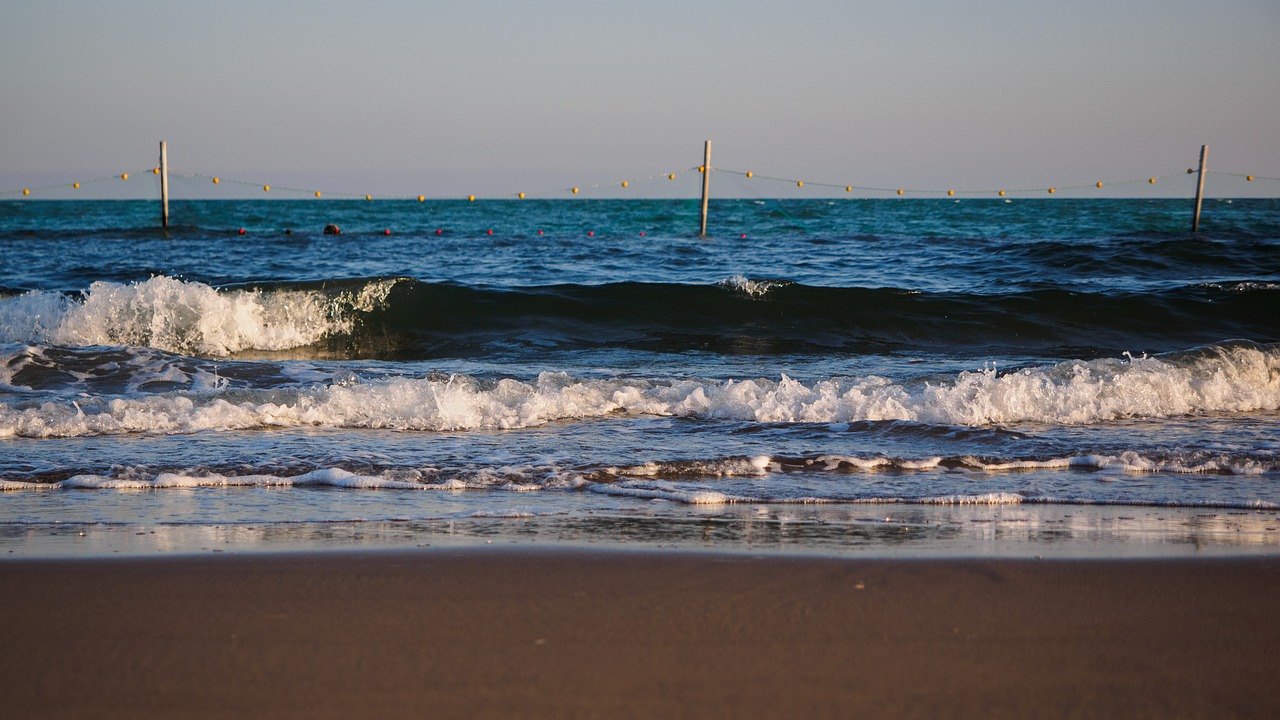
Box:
2, 0, 1279, 199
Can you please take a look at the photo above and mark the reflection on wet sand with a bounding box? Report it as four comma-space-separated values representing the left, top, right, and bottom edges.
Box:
3, 503, 1278, 558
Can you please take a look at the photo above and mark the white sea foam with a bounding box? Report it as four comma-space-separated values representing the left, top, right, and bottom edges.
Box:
4, 467, 545, 492
916, 492, 1027, 505
963, 452, 1273, 476
0, 343, 229, 395
808, 456, 944, 471
0, 276, 394, 356
1200, 281, 1280, 292
612, 455, 772, 478
1, 344, 1277, 438
717, 275, 792, 299
3, 450, 1277, 504
588, 481, 755, 505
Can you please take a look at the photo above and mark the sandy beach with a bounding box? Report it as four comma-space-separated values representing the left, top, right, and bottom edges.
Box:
2, 549, 1277, 719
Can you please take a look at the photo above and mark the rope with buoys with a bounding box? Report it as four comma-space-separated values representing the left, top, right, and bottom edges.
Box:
5, 162, 1277, 199
1211, 171, 1279, 184
1, 169, 158, 197
103, 167, 704, 202
503, 168, 701, 200
713, 168, 1203, 196
187, 173, 371, 200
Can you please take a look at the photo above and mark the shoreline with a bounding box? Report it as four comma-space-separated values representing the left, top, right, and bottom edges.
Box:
3, 548, 1278, 719
4, 501, 1278, 560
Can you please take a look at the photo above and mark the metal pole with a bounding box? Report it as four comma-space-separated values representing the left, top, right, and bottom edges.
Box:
1191, 144, 1207, 233
160, 141, 170, 228
698, 140, 711, 237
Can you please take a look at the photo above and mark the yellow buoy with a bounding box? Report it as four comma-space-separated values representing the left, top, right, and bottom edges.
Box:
212, 177, 220, 184
998, 190, 1005, 196
153, 167, 159, 175
947, 190, 955, 196
22, 188, 29, 195
796, 181, 803, 188
365, 194, 372, 201
518, 192, 525, 199
1096, 182, 1103, 188
73, 182, 80, 189
746, 171, 753, 178
468, 195, 475, 202
315, 191, 322, 198
621, 181, 628, 188
121, 173, 128, 180
698, 166, 705, 173
668, 174, 676, 180
845, 186, 852, 192
897, 189, 904, 196
418, 195, 425, 202
263, 185, 270, 192
1149, 178, 1156, 184
1048, 188, 1055, 194
1247, 175, 1254, 182
572, 187, 579, 194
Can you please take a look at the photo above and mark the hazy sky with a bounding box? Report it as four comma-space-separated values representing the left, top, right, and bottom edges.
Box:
3, 0, 1278, 198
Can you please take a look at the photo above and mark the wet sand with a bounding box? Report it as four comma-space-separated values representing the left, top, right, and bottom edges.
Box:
2, 549, 1277, 719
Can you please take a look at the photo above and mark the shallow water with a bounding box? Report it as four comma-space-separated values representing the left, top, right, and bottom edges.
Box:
2, 198, 1278, 556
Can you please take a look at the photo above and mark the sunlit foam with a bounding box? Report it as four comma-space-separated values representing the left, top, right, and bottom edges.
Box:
0, 276, 398, 356
0, 343, 1277, 439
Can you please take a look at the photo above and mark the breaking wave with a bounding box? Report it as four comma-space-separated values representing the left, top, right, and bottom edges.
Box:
2, 274, 1277, 360
3, 451, 1276, 510
1, 341, 1276, 438
0, 276, 399, 356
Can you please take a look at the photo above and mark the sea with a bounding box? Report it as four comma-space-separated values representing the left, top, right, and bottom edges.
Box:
2, 197, 1278, 557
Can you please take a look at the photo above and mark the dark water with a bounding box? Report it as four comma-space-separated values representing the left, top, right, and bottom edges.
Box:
2, 198, 1278, 554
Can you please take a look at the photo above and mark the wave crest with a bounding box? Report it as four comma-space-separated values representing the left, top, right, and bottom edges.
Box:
1, 342, 1276, 438
0, 276, 400, 356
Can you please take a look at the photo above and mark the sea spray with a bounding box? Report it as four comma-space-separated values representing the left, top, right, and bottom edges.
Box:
1, 342, 1276, 438
0, 276, 400, 356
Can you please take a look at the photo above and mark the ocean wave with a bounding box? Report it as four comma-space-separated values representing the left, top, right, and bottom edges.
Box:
603, 451, 1278, 481
1, 341, 1277, 438
1199, 281, 1280, 292
0, 276, 400, 356
4, 452, 1276, 510
362, 277, 1280, 358
2, 275, 1278, 360
716, 275, 795, 299
0, 466, 561, 492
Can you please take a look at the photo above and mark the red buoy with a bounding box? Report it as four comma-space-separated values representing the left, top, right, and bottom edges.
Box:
238, 228, 246, 235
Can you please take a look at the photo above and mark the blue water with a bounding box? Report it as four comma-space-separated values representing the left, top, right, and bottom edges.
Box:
2, 198, 1278, 555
